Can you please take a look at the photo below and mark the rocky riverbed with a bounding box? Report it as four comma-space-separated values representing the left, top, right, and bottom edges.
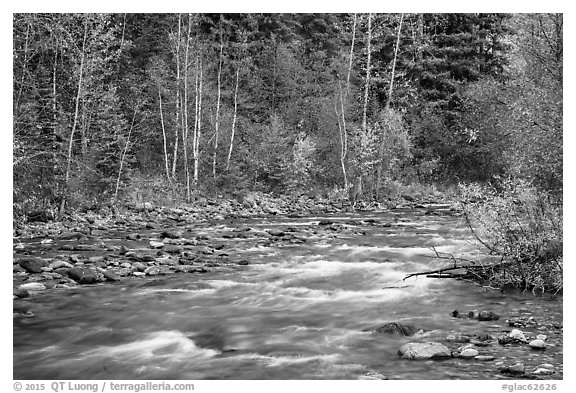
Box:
13, 194, 562, 380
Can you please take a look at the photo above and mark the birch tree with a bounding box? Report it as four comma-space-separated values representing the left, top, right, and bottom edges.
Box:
212, 15, 224, 178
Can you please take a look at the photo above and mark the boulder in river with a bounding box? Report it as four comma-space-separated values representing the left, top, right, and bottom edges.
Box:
500, 363, 526, 375
18, 282, 46, 292
18, 258, 48, 273
102, 270, 121, 282
13, 289, 30, 298
508, 328, 527, 342
66, 267, 98, 284
459, 348, 479, 358
149, 240, 164, 249
398, 342, 451, 360
478, 310, 500, 321
375, 322, 418, 336
528, 339, 546, 350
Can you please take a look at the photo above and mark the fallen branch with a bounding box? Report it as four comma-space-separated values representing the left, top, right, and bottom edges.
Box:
403, 259, 511, 282
403, 265, 470, 281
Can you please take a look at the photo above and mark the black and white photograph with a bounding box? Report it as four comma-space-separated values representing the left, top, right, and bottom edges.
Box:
11, 6, 564, 384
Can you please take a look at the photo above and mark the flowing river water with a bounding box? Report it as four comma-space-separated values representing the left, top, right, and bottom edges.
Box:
13, 208, 563, 380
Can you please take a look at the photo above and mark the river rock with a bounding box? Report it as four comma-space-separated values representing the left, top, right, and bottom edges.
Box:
49, 260, 73, 270
132, 271, 146, 277
103, 270, 121, 282
162, 230, 183, 239
18, 282, 47, 291
474, 355, 495, 361
460, 348, 479, 358
508, 329, 527, 342
267, 229, 285, 237
359, 371, 387, 380
140, 254, 156, 262
149, 240, 164, 249
144, 266, 160, 276
507, 316, 538, 328
536, 334, 547, 341
538, 364, 555, 371
500, 363, 525, 375
478, 310, 500, 321
376, 322, 418, 336
398, 342, 451, 360
163, 245, 184, 254
532, 367, 554, 375
132, 262, 146, 272
66, 267, 98, 284
18, 258, 48, 273
528, 339, 546, 350
13, 289, 30, 298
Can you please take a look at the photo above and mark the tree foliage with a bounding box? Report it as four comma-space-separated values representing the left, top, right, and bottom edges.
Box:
13, 13, 562, 214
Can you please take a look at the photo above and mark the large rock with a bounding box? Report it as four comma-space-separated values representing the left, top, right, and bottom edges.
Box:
66, 267, 98, 284
508, 328, 527, 342
375, 322, 418, 336
478, 310, 500, 321
460, 348, 479, 358
398, 342, 451, 360
162, 230, 183, 239
529, 339, 546, 350
18, 282, 47, 292
18, 258, 48, 273
102, 270, 121, 282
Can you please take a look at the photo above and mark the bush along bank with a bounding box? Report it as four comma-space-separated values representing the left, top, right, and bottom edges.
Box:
404, 180, 562, 295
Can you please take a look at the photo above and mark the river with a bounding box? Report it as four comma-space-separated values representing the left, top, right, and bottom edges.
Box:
13, 208, 563, 379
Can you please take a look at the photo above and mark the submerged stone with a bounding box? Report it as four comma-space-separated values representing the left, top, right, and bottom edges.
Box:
375, 322, 418, 336
398, 342, 451, 360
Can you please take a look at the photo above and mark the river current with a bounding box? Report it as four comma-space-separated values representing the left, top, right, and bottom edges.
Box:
13, 209, 563, 379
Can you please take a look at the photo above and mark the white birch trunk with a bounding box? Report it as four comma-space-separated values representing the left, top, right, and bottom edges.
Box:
226, 66, 240, 172
62, 17, 88, 213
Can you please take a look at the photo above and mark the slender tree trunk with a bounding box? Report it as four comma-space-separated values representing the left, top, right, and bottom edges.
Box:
171, 14, 182, 179
362, 13, 372, 134
335, 94, 347, 192
337, 13, 357, 192
226, 66, 240, 172
62, 17, 88, 213
183, 14, 192, 202
386, 13, 403, 110
193, 53, 203, 190
16, 19, 31, 112
345, 13, 357, 99
272, 40, 277, 116
52, 48, 58, 126
376, 13, 404, 199
213, 16, 223, 179
158, 87, 171, 183
113, 105, 138, 203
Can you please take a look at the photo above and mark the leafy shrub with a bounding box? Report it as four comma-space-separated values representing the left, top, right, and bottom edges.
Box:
460, 178, 562, 293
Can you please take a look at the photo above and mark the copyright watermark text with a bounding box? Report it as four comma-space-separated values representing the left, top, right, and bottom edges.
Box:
13, 381, 194, 393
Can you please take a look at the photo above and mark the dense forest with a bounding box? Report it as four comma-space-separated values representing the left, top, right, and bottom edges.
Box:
13, 13, 562, 213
